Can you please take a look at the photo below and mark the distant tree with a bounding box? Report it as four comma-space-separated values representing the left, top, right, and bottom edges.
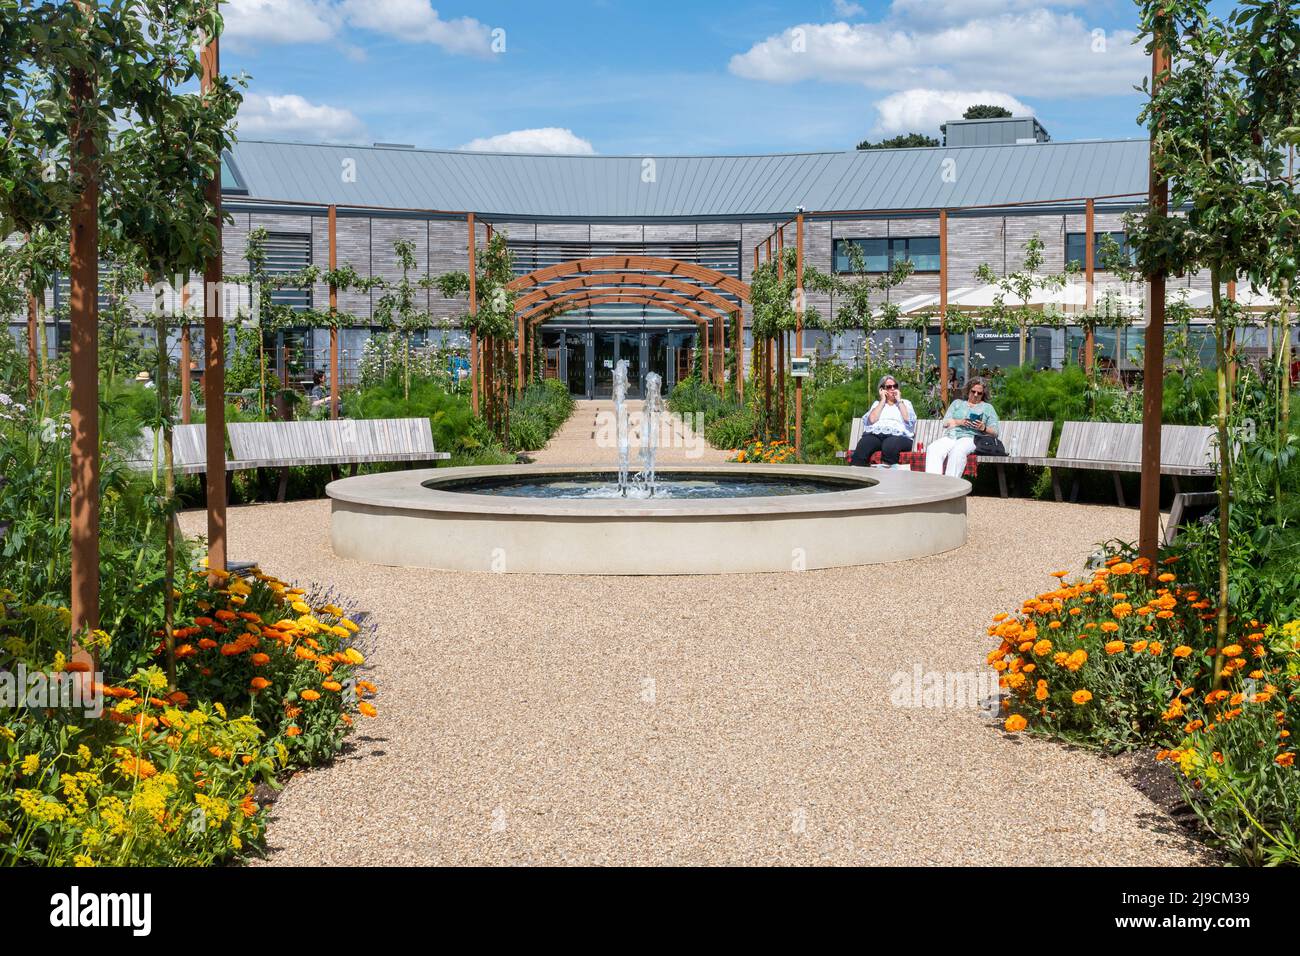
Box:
856, 132, 939, 150
963, 104, 1013, 119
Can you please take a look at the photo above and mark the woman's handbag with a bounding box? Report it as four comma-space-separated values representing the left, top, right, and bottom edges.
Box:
973, 434, 1007, 456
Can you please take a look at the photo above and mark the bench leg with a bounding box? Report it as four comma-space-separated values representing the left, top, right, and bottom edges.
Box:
276, 467, 289, 504
1172, 475, 1182, 496
1112, 472, 1126, 508
1165, 493, 1186, 546
997, 463, 1008, 498
1069, 476, 1080, 504
349, 463, 360, 478
1051, 469, 1063, 503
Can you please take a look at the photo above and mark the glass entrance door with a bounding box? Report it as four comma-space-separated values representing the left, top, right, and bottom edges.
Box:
593, 332, 642, 398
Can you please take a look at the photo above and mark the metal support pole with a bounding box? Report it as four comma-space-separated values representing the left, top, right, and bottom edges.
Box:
329, 204, 340, 419
939, 209, 949, 407
1084, 197, 1095, 373
795, 212, 804, 453
468, 212, 478, 414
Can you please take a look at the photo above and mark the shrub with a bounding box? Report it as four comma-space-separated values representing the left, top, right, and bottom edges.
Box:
507, 379, 574, 451
989, 548, 1299, 865
0, 564, 378, 866
705, 408, 758, 450
348, 375, 502, 463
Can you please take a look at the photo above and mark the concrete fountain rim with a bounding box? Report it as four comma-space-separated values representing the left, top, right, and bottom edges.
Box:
325, 462, 970, 519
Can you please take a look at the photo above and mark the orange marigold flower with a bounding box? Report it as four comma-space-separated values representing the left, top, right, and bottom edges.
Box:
1222, 644, 1243, 658
1110, 562, 1133, 575
1131, 640, 1148, 653
250, 677, 271, 691
1111, 603, 1133, 619
1157, 573, 1176, 583
250, 652, 270, 666
1003, 714, 1027, 732
198, 638, 217, 650
322, 680, 342, 692
1105, 640, 1126, 655
1277, 753, 1295, 767
359, 701, 378, 718
1072, 689, 1092, 705
1100, 621, 1120, 633
1050, 570, 1069, 579
1173, 645, 1193, 658
285, 725, 302, 737
1148, 642, 1163, 655
300, 689, 320, 701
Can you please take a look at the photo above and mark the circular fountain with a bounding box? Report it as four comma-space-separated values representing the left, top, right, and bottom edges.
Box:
326, 361, 970, 574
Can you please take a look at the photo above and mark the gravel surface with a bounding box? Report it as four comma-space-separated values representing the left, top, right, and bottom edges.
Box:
178, 495, 1209, 866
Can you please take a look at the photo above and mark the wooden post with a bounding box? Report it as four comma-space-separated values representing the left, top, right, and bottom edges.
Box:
201, 35, 227, 575
180, 324, 192, 424
939, 209, 950, 407
1139, 27, 1170, 570
735, 310, 744, 402
329, 204, 340, 419
1084, 198, 1096, 373
467, 212, 478, 415
69, 24, 100, 647
795, 212, 804, 453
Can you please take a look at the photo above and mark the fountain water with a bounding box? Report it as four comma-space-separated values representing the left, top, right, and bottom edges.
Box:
612, 359, 631, 493
633, 372, 662, 495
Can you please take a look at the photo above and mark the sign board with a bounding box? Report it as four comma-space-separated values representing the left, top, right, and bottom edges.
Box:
790, 356, 812, 378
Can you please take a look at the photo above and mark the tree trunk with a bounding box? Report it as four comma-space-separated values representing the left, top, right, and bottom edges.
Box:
1210, 275, 1231, 688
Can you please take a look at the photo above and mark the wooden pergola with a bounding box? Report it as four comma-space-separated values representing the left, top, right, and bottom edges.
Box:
504, 254, 749, 393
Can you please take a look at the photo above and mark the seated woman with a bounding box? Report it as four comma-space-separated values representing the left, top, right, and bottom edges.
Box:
850, 375, 916, 467
926, 377, 999, 478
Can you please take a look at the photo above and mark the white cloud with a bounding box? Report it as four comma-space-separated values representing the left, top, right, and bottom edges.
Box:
223, 0, 494, 56
728, 7, 1142, 99
340, 0, 494, 56
236, 92, 367, 144
872, 89, 1034, 136
459, 128, 596, 155
832, 0, 865, 16
223, 0, 341, 45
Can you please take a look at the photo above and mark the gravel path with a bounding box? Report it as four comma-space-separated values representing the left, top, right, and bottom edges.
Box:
179, 496, 1207, 866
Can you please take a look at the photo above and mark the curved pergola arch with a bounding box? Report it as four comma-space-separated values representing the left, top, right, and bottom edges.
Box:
506, 255, 750, 302
514, 272, 740, 316
521, 288, 728, 326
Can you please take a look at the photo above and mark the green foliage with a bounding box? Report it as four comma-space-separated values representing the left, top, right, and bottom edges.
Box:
348, 375, 506, 464
705, 408, 759, 450
507, 379, 574, 451
667, 374, 747, 448
962, 104, 1013, 119
856, 132, 939, 150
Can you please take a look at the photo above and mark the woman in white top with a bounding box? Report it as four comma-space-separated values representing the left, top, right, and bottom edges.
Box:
850, 375, 917, 467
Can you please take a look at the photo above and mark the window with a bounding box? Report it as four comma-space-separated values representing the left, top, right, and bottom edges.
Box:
261, 232, 312, 311
833, 236, 939, 274
1065, 231, 1134, 269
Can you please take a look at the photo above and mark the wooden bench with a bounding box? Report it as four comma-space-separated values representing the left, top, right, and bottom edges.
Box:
1035, 421, 1218, 505
226, 417, 450, 501
125, 423, 235, 477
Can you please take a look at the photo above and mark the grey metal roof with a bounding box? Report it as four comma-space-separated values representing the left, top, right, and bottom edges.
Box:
225, 137, 1150, 221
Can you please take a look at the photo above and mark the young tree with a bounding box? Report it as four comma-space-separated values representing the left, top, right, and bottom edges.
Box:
974, 234, 1071, 367
437, 231, 518, 441
374, 238, 434, 401
1127, 0, 1300, 682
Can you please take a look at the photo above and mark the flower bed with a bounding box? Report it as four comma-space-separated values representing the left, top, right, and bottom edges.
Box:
987, 553, 1298, 865
732, 438, 798, 464
0, 566, 376, 866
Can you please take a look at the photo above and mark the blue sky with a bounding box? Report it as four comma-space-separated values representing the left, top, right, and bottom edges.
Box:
223, 0, 1155, 154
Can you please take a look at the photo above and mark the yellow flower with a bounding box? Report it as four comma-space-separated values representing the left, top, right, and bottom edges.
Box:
344, 647, 365, 665
20, 754, 40, 776
291, 601, 312, 614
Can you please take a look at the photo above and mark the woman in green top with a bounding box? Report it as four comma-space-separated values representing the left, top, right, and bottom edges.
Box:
925, 378, 999, 478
